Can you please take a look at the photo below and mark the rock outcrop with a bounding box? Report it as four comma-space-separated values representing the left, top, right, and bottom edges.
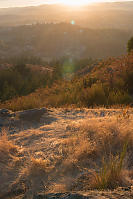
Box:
0, 108, 47, 132
16, 108, 47, 122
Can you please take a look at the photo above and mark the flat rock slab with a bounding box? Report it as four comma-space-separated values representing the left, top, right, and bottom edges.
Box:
0, 118, 4, 126
0, 108, 48, 132
33, 193, 91, 199
31, 190, 133, 199
0, 109, 14, 118
16, 108, 47, 122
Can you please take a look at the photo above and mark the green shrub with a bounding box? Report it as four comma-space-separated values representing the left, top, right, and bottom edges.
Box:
0, 62, 52, 102
127, 37, 133, 53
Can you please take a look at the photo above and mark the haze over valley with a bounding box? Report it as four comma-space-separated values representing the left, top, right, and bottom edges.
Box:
0, 1, 133, 199
0, 2, 133, 60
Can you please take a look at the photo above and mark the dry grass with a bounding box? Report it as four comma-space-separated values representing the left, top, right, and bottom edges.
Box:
0, 129, 21, 197
59, 116, 133, 190
91, 143, 129, 190
15, 157, 52, 197
0, 129, 19, 163
23, 157, 51, 178
0, 109, 133, 197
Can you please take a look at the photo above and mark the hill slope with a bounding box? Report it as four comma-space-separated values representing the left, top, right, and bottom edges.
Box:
0, 23, 131, 60
1, 52, 133, 111
0, 2, 133, 30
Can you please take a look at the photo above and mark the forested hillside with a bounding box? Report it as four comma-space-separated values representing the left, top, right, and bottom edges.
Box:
0, 2, 133, 30
0, 23, 131, 60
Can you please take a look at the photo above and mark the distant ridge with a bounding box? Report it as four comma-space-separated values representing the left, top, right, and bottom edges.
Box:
0, 2, 133, 30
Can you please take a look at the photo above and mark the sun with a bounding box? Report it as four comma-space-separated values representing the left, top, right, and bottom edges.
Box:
59, 0, 90, 6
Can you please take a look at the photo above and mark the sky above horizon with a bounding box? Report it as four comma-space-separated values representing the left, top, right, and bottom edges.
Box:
0, 0, 132, 8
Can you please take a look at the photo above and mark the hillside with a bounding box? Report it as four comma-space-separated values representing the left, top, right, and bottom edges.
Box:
1, 52, 133, 111
0, 23, 131, 60
0, 2, 133, 30
0, 2, 133, 61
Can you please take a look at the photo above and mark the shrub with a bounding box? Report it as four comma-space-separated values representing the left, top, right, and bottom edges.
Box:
108, 90, 132, 105
0, 130, 18, 162
127, 37, 133, 53
82, 83, 107, 106
0, 62, 51, 102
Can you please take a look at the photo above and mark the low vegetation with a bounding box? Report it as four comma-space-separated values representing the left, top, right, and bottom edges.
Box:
1, 52, 133, 111
0, 59, 53, 102
0, 110, 133, 197
0, 55, 95, 103
127, 37, 133, 52
0, 130, 20, 196
61, 114, 133, 191
91, 143, 128, 190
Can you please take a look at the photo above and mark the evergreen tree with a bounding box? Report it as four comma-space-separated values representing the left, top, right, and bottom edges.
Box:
127, 37, 133, 52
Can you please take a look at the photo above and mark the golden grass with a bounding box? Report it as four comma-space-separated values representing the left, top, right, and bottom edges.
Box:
0, 110, 133, 197
0, 129, 21, 197
24, 157, 51, 177
10, 157, 53, 198
91, 143, 129, 190
59, 116, 133, 190
0, 129, 19, 163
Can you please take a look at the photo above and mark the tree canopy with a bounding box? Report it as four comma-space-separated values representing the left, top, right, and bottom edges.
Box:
127, 37, 133, 53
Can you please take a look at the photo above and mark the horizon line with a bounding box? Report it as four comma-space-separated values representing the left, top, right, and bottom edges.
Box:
0, 0, 132, 9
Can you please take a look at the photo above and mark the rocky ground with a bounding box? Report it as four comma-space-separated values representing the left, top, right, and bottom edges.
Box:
0, 108, 133, 199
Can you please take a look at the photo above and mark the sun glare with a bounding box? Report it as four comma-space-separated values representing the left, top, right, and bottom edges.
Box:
59, 0, 91, 6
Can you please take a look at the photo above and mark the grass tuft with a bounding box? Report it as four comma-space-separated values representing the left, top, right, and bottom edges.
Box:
91, 142, 129, 190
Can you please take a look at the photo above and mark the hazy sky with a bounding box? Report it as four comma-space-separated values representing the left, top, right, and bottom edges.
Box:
0, 0, 132, 8
0, 0, 57, 8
